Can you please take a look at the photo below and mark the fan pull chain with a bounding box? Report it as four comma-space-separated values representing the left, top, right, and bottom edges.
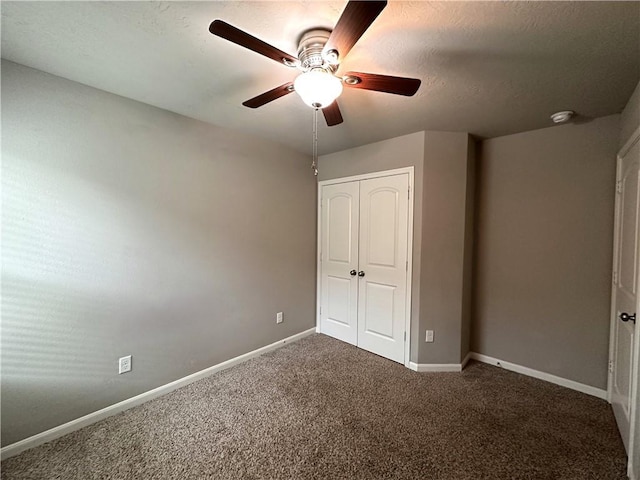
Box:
311, 107, 319, 176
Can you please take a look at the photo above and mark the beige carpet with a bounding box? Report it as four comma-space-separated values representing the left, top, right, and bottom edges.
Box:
1, 334, 627, 479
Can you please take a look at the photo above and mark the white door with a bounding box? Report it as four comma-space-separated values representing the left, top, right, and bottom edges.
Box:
320, 181, 359, 345
610, 135, 639, 453
319, 173, 410, 364
357, 175, 409, 363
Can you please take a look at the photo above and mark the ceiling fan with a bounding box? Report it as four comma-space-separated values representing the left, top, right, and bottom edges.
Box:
209, 0, 421, 127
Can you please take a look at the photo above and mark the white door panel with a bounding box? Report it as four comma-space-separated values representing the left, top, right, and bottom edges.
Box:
357, 175, 409, 363
326, 276, 353, 326
611, 137, 639, 454
362, 282, 396, 338
320, 182, 359, 345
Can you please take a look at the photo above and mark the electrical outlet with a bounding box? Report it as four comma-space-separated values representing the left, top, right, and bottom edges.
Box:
118, 355, 132, 374
426, 330, 434, 343
276, 312, 284, 324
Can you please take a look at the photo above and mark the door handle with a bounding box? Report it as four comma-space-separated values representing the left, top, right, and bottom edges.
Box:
358, 271, 365, 277
620, 312, 636, 324
350, 270, 357, 276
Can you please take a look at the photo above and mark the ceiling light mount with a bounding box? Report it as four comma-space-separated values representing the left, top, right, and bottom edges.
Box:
550, 110, 574, 123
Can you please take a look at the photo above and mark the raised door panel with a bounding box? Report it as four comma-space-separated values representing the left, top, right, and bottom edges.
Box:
618, 163, 639, 298
320, 182, 359, 345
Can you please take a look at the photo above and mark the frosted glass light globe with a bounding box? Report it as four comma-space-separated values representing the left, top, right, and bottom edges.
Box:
294, 69, 343, 109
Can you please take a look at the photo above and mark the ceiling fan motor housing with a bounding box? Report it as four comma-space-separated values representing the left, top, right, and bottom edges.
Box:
297, 29, 337, 73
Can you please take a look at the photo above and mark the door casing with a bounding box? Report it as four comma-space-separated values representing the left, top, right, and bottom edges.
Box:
316, 167, 415, 368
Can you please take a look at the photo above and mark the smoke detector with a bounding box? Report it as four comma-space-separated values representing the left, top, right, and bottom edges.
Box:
550, 111, 574, 123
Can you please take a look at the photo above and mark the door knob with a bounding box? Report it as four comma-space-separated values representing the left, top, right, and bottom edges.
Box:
358, 271, 365, 277
620, 312, 636, 324
350, 270, 357, 276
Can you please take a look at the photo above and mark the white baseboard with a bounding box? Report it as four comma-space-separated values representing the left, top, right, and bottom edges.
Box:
409, 362, 463, 372
0, 328, 316, 461
408, 352, 472, 373
469, 352, 608, 400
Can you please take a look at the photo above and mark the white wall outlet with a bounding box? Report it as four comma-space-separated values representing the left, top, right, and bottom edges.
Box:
118, 355, 132, 374
426, 330, 434, 343
276, 312, 284, 324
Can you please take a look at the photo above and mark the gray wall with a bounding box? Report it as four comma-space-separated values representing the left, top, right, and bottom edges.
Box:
319, 132, 425, 362
419, 132, 475, 364
472, 114, 620, 389
1, 61, 317, 446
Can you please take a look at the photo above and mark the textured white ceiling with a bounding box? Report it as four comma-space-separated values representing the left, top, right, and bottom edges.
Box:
2, 1, 638, 154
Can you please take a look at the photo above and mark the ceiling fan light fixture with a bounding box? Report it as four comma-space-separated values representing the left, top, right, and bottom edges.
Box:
323, 49, 340, 65
294, 69, 343, 109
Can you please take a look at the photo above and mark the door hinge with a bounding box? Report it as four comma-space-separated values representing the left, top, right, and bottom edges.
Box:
613, 270, 618, 284
408, 187, 410, 199
319, 306, 322, 315
616, 180, 622, 194
404, 331, 406, 341
406, 260, 408, 271
609, 360, 614, 373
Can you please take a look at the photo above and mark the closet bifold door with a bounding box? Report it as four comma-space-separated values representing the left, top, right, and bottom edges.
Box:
356, 174, 409, 363
320, 181, 360, 345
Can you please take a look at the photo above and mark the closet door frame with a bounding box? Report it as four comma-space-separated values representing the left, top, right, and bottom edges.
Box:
316, 166, 415, 368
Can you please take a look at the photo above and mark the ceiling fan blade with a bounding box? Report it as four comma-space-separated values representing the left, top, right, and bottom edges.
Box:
209, 20, 298, 67
242, 82, 295, 108
343, 72, 421, 96
323, 1, 387, 63
322, 101, 344, 127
